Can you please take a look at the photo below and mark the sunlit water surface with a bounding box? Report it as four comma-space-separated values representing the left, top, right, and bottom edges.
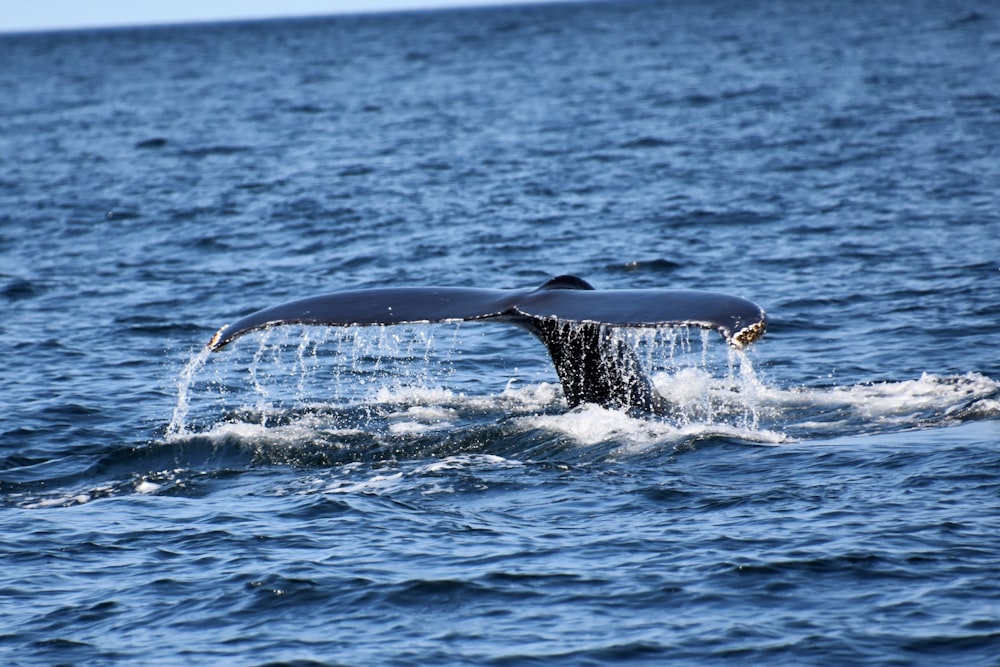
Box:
2, 0, 1000, 664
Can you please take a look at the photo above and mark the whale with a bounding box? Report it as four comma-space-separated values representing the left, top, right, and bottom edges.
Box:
208, 275, 767, 413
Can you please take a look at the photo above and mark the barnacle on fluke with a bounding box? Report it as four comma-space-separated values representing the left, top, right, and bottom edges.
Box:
732, 319, 767, 349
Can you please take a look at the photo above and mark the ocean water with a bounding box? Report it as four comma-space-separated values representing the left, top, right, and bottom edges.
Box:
2, 0, 1000, 664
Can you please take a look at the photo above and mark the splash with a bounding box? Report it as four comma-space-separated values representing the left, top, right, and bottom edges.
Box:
520, 335, 782, 450
165, 323, 499, 437
165, 322, 1000, 458
166, 344, 212, 437
165, 323, 770, 447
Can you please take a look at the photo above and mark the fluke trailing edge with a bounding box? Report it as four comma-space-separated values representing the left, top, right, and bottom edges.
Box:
208, 275, 767, 413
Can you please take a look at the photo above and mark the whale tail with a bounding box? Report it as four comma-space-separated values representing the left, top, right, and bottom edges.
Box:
521, 316, 666, 413
208, 275, 766, 412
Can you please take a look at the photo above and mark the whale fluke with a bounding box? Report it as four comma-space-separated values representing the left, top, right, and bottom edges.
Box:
208, 275, 766, 412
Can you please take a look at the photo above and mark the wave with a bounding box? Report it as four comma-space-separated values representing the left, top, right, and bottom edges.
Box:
757, 372, 1000, 438
14, 368, 997, 510
156, 368, 999, 473
9, 324, 999, 509
166, 325, 1000, 455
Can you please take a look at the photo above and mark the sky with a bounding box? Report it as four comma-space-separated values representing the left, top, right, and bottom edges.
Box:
0, 0, 542, 33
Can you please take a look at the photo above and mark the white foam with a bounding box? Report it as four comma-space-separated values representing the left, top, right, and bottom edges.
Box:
375, 385, 460, 406
325, 471, 405, 494
386, 405, 455, 421
420, 454, 517, 472
387, 420, 444, 435
760, 372, 1000, 425
498, 380, 561, 411
852, 373, 997, 416
135, 480, 162, 494
970, 398, 1000, 415
184, 417, 366, 447
24, 493, 92, 509
523, 403, 787, 449
314, 453, 522, 496
522, 404, 666, 446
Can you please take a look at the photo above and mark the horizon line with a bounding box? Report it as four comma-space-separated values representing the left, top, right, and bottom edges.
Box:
0, 0, 583, 36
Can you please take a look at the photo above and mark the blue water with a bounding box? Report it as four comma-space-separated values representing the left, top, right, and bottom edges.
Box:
3, 0, 1000, 664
